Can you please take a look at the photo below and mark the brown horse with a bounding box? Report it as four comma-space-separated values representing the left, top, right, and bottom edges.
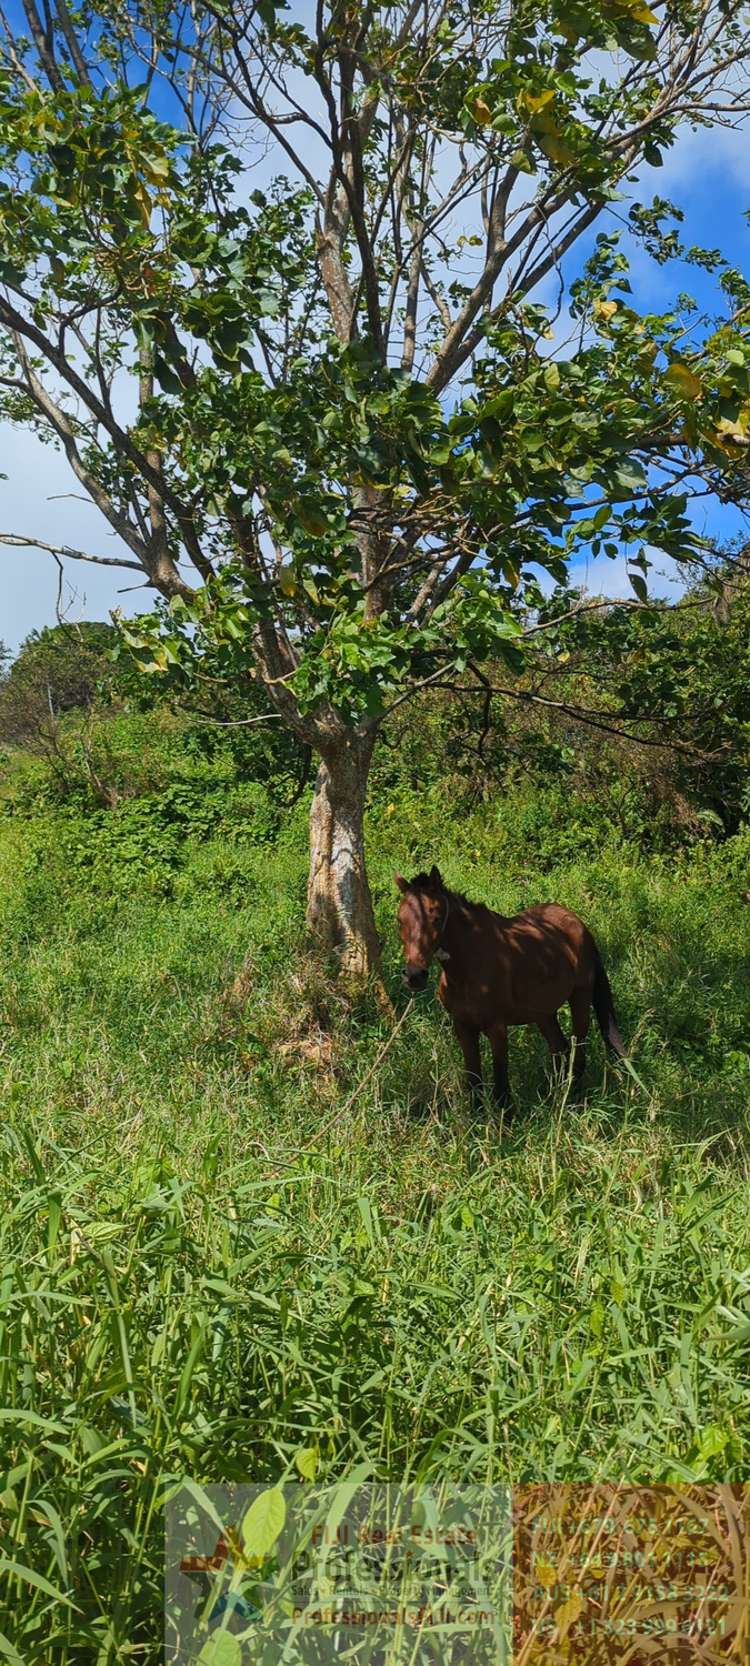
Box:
395, 865, 626, 1114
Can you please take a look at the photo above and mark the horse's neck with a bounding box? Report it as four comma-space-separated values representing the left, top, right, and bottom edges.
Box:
444, 892, 507, 952
443, 893, 491, 958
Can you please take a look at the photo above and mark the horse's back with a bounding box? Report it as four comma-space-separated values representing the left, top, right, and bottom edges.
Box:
514, 900, 592, 948
498, 902, 597, 1012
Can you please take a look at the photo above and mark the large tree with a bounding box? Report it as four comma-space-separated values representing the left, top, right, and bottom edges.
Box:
2, 0, 750, 988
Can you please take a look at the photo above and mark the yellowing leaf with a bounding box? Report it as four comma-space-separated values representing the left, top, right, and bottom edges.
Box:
594, 299, 618, 321
535, 130, 576, 167
523, 88, 556, 113
134, 180, 152, 227
664, 361, 704, 400
714, 411, 750, 444
619, 0, 661, 20
555, 1589, 584, 1640
535, 1557, 556, 1589
618, 0, 661, 17
469, 94, 493, 125
141, 152, 170, 185
278, 563, 297, 596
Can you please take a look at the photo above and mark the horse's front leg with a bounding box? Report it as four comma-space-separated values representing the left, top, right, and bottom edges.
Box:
488, 1020, 515, 1118
452, 1019, 483, 1110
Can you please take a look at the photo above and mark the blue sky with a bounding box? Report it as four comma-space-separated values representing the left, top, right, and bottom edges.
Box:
1, 81, 749, 651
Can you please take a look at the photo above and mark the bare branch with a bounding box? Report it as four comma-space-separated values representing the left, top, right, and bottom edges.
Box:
0, 532, 145, 571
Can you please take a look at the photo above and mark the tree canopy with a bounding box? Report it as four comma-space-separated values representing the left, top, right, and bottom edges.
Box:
2, 0, 750, 978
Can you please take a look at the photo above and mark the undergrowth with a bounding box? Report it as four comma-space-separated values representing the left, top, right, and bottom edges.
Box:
0, 770, 749, 1661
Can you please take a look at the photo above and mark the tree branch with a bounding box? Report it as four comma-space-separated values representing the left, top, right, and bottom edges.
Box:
0, 532, 145, 571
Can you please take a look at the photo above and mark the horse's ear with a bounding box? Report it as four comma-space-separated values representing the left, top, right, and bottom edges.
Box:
429, 864, 444, 889
394, 872, 409, 894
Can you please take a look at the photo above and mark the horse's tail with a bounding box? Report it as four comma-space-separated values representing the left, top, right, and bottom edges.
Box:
592, 946, 626, 1058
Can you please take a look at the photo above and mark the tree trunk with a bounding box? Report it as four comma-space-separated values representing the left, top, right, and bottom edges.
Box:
306, 731, 383, 990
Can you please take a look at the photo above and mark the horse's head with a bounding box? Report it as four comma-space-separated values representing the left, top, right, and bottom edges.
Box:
395, 865, 447, 992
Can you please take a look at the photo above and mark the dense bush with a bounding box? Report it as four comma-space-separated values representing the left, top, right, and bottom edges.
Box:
369, 573, 750, 843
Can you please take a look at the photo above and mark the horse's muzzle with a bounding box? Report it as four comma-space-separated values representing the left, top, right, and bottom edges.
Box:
403, 966, 429, 992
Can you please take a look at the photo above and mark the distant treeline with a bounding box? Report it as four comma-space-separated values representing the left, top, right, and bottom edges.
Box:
2, 564, 749, 846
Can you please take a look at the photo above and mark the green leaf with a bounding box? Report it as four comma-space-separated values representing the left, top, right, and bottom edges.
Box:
257, 0, 286, 24
197, 1638, 243, 1666
613, 458, 647, 493
0, 1559, 75, 1608
510, 147, 535, 173
34, 1496, 69, 1584
694, 1424, 728, 1461
0, 1629, 24, 1665
241, 1486, 286, 1559
295, 1446, 319, 1480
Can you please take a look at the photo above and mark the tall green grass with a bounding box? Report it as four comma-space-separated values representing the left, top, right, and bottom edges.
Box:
0, 787, 749, 1661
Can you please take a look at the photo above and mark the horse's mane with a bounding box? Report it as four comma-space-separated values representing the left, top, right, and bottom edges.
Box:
451, 888, 493, 917
408, 874, 491, 916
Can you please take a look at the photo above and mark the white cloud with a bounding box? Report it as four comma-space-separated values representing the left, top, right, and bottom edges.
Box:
567, 550, 685, 600
531, 548, 687, 600
654, 115, 750, 195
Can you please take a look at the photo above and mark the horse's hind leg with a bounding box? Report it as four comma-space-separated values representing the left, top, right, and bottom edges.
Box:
537, 1015, 570, 1086
537, 1014, 568, 1060
569, 986, 592, 1081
